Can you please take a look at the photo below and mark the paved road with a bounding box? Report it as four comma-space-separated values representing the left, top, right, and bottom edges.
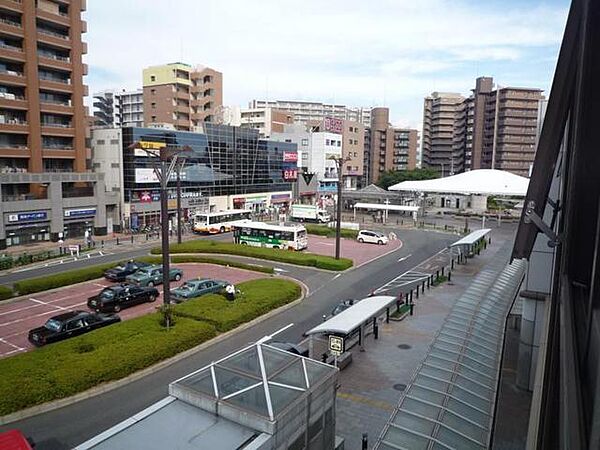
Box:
0, 229, 455, 449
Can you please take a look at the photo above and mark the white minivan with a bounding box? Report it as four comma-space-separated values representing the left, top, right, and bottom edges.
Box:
357, 230, 389, 245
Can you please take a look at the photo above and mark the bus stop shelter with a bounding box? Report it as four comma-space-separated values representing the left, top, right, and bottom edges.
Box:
352, 203, 419, 223
305, 295, 398, 358
450, 228, 491, 257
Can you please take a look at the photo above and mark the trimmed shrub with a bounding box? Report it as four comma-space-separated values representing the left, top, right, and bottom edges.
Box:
0, 285, 13, 301
0, 314, 217, 416
13, 262, 124, 296
174, 278, 301, 332
138, 255, 274, 274
304, 224, 359, 240
152, 240, 353, 271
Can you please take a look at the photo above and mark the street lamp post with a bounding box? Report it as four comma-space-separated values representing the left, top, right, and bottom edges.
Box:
130, 142, 191, 310
175, 158, 185, 244
331, 155, 351, 260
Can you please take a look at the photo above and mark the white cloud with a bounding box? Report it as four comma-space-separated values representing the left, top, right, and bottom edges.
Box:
84, 0, 568, 125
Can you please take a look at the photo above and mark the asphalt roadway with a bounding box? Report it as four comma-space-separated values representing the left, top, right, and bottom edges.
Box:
0, 229, 456, 449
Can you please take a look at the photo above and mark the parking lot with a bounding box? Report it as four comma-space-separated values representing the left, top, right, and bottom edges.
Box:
307, 233, 402, 267
0, 263, 266, 359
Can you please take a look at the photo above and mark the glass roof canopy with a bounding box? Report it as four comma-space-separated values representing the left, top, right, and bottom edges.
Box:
172, 342, 335, 421
375, 253, 525, 450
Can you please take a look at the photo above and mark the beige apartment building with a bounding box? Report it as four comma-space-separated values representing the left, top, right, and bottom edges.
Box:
424, 77, 544, 177
143, 63, 222, 131
422, 92, 465, 177
369, 107, 418, 184
0, 0, 89, 173
341, 119, 364, 188
222, 106, 294, 138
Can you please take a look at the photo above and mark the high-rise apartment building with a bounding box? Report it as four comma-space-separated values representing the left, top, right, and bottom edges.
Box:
368, 107, 418, 184
424, 77, 544, 177
250, 99, 371, 127
93, 89, 144, 128
422, 92, 465, 177
143, 63, 223, 131
222, 106, 294, 138
0, 0, 88, 173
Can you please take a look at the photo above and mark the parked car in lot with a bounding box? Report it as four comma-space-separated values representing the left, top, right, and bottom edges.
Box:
357, 230, 388, 245
28, 310, 120, 347
125, 264, 183, 287
87, 284, 159, 313
170, 278, 228, 303
268, 341, 309, 357
104, 260, 151, 282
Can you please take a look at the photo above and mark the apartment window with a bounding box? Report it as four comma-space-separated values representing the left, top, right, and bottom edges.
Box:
301, 139, 308, 146
151, 115, 156, 122
151, 102, 156, 108
151, 89, 156, 95
354, 152, 358, 157
150, 75, 156, 82
95, 139, 105, 145
348, 138, 353, 145
346, 165, 352, 171
326, 139, 330, 145
110, 139, 119, 145
337, 141, 341, 147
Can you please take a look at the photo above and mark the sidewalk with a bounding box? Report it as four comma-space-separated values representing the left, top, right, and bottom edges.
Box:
333, 226, 514, 449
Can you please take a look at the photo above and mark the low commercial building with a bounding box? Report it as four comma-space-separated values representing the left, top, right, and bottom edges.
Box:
0, 172, 119, 248
92, 124, 297, 229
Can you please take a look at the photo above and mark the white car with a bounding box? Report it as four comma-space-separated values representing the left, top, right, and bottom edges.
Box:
357, 230, 388, 245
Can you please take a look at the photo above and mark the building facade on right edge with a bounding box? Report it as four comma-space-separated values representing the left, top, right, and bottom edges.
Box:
368, 107, 418, 185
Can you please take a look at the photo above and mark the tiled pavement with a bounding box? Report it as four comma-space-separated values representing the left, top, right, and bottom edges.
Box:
334, 231, 515, 450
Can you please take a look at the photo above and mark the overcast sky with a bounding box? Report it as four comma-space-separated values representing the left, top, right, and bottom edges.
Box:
85, 0, 569, 129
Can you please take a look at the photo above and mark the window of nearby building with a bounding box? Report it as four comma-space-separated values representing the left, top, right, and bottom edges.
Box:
301, 138, 308, 146
150, 75, 156, 82
95, 139, 105, 145
326, 139, 330, 145
151, 89, 155, 95
110, 139, 119, 145
337, 141, 341, 147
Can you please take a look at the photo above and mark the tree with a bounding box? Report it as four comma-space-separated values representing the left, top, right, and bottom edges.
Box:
376, 168, 439, 190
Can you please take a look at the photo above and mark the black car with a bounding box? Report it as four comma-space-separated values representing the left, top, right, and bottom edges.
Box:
331, 299, 356, 317
269, 341, 309, 357
28, 310, 120, 347
87, 284, 159, 313
104, 261, 151, 282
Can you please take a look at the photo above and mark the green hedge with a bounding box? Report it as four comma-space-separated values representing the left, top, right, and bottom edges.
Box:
12, 262, 122, 296
0, 285, 13, 301
0, 314, 216, 416
152, 240, 353, 271
174, 278, 301, 332
304, 224, 359, 240
139, 254, 274, 274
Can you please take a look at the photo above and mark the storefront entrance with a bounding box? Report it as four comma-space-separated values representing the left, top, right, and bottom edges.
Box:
5, 225, 51, 247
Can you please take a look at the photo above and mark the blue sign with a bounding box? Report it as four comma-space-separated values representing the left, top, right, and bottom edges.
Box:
8, 211, 48, 223
64, 208, 96, 218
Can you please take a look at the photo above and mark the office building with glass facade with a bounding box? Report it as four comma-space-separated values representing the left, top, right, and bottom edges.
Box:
95, 125, 297, 228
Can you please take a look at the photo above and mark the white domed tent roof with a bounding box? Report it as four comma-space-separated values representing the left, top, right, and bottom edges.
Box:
388, 169, 529, 197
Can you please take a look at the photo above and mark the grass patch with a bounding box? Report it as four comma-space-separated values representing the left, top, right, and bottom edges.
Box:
304, 224, 359, 239
174, 278, 301, 332
152, 240, 353, 271
390, 303, 411, 318
432, 275, 449, 286
0, 285, 14, 301
0, 314, 216, 416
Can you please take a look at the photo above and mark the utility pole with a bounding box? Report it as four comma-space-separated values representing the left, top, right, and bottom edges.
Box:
331, 155, 351, 260
175, 158, 186, 244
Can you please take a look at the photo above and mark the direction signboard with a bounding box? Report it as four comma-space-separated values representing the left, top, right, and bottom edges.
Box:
329, 335, 344, 356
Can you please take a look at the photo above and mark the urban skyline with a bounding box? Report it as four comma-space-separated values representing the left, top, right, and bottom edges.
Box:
84, 0, 568, 129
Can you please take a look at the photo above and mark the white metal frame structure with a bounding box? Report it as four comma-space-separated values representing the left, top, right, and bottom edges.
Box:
375, 250, 525, 450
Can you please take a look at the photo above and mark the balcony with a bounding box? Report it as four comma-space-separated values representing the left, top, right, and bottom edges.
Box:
0, 93, 26, 110
0, 142, 28, 157
37, 28, 71, 49
39, 100, 73, 114
38, 77, 73, 93
2, 1, 23, 14
42, 148, 74, 159
0, 42, 24, 62
0, 17, 23, 37
0, 117, 27, 133
36, 8, 70, 27
41, 123, 74, 136
37, 52, 71, 70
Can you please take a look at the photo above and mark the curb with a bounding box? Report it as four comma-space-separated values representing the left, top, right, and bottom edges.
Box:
0, 280, 308, 426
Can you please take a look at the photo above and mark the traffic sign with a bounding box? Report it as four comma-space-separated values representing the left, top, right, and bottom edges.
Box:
329, 335, 344, 356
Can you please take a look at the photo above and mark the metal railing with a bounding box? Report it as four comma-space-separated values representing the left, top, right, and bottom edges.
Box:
38, 28, 69, 40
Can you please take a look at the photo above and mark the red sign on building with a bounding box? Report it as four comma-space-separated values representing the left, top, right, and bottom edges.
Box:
283, 151, 298, 163
283, 168, 298, 180
323, 117, 343, 134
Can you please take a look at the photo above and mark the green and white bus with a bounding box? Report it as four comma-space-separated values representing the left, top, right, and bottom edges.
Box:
233, 221, 308, 251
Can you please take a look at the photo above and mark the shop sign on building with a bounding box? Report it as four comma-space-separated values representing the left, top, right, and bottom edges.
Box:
7, 211, 48, 223
64, 208, 96, 218
323, 117, 343, 134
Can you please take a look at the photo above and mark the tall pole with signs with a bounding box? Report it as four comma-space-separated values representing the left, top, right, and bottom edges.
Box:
330, 155, 351, 260
175, 158, 186, 244
130, 141, 191, 310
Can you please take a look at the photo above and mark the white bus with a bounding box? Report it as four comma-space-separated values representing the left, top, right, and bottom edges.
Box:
193, 210, 252, 234
233, 221, 308, 251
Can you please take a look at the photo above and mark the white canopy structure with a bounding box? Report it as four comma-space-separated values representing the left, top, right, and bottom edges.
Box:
352, 202, 419, 222
388, 169, 529, 197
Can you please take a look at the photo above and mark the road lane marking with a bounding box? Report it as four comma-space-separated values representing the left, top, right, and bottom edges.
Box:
333, 274, 341, 280
0, 301, 87, 328
0, 337, 25, 351
398, 254, 412, 262
30, 298, 68, 311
